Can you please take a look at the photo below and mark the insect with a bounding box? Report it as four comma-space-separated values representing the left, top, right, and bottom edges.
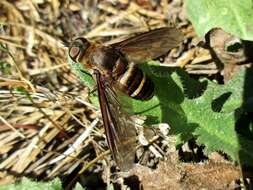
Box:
68, 27, 183, 170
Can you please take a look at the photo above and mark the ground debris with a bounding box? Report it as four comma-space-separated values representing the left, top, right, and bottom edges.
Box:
128, 159, 241, 190
204, 28, 253, 82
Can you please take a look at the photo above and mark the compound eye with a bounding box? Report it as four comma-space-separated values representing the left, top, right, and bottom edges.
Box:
68, 38, 89, 61
69, 45, 80, 60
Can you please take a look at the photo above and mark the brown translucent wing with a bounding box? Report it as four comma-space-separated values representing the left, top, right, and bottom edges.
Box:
112, 27, 183, 63
95, 72, 137, 171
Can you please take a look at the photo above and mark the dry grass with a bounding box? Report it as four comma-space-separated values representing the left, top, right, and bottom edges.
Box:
0, 0, 236, 189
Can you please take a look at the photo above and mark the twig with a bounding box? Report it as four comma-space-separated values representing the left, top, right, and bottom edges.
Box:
0, 115, 25, 138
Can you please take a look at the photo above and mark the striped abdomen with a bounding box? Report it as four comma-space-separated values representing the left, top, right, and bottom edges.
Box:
89, 46, 154, 100
115, 61, 154, 100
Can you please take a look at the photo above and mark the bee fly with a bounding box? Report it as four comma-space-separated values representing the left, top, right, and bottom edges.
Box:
68, 27, 183, 170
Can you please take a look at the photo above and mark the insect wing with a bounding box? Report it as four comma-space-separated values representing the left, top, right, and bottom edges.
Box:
112, 27, 183, 63
95, 72, 137, 171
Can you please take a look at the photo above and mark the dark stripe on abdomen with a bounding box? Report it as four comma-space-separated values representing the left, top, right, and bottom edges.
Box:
119, 63, 154, 100
132, 75, 154, 100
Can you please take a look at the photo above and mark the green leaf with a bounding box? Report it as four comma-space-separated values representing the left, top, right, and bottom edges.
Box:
68, 55, 95, 90
15, 87, 29, 95
69, 54, 253, 165
74, 183, 86, 190
107, 184, 115, 190
0, 178, 62, 190
186, 0, 253, 40
132, 62, 207, 138
132, 62, 253, 164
